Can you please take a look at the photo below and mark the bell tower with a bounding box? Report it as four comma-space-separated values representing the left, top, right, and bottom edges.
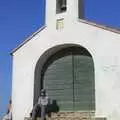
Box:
45, 0, 84, 30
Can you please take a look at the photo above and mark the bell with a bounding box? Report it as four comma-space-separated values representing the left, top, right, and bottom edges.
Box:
61, 4, 66, 11
60, 0, 67, 11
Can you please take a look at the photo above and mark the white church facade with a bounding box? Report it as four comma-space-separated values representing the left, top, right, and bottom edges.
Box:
11, 0, 120, 120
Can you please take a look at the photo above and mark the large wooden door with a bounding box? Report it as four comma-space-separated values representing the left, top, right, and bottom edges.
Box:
43, 55, 73, 110
43, 53, 95, 111
73, 55, 95, 111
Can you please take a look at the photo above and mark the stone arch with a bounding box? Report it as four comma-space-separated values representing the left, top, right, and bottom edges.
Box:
34, 44, 95, 111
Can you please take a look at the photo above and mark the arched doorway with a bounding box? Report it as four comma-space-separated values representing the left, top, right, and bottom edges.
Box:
34, 45, 95, 111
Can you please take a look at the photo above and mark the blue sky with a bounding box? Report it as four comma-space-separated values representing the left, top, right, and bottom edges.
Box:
0, 0, 120, 117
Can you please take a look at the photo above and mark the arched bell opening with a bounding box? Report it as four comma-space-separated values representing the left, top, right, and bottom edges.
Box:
34, 44, 95, 112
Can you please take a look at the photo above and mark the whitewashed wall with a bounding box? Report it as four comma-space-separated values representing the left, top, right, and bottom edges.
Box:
12, 21, 120, 120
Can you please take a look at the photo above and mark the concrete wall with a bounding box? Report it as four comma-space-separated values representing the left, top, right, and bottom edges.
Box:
12, 21, 120, 120
45, 0, 78, 30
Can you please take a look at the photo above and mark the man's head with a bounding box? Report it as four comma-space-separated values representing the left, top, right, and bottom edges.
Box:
40, 89, 46, 96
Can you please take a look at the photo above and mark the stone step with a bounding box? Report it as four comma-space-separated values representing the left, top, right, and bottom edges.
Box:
95, 118, 107, 120
24, 112, 107, 120
25, 117, 94, 120
24, 117, 106, 120
50, 112, 95, 119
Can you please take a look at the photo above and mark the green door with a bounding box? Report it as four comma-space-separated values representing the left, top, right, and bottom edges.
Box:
73, 55, 95, 111
43, 55, 74, 110
43, 53, 95, 111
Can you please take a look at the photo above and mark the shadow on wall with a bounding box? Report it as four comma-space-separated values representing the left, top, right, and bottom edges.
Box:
47, 99, 60, 117
30, 99, 60, 118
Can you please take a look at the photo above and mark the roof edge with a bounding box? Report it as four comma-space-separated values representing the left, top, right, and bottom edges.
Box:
78, 19, 120, 34
11, 26, 46, 55
11, 20, 120, 55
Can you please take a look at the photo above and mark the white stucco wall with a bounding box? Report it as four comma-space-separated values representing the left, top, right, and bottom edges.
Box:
12, 20, 120, 120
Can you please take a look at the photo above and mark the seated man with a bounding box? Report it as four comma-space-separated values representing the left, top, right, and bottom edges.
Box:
31, 89, 59, 120
31, 89, 48, 120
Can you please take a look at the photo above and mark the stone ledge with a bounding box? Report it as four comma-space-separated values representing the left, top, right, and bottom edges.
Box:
47, 111, 95, 120
24, 112, 106, 120
95, 117, 107, 120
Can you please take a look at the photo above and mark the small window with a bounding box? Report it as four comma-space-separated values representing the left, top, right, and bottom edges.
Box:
56, 0, 67, 14
56, 19, 64, 30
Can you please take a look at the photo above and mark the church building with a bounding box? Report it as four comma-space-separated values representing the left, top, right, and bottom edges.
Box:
11, 0, 120, 120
